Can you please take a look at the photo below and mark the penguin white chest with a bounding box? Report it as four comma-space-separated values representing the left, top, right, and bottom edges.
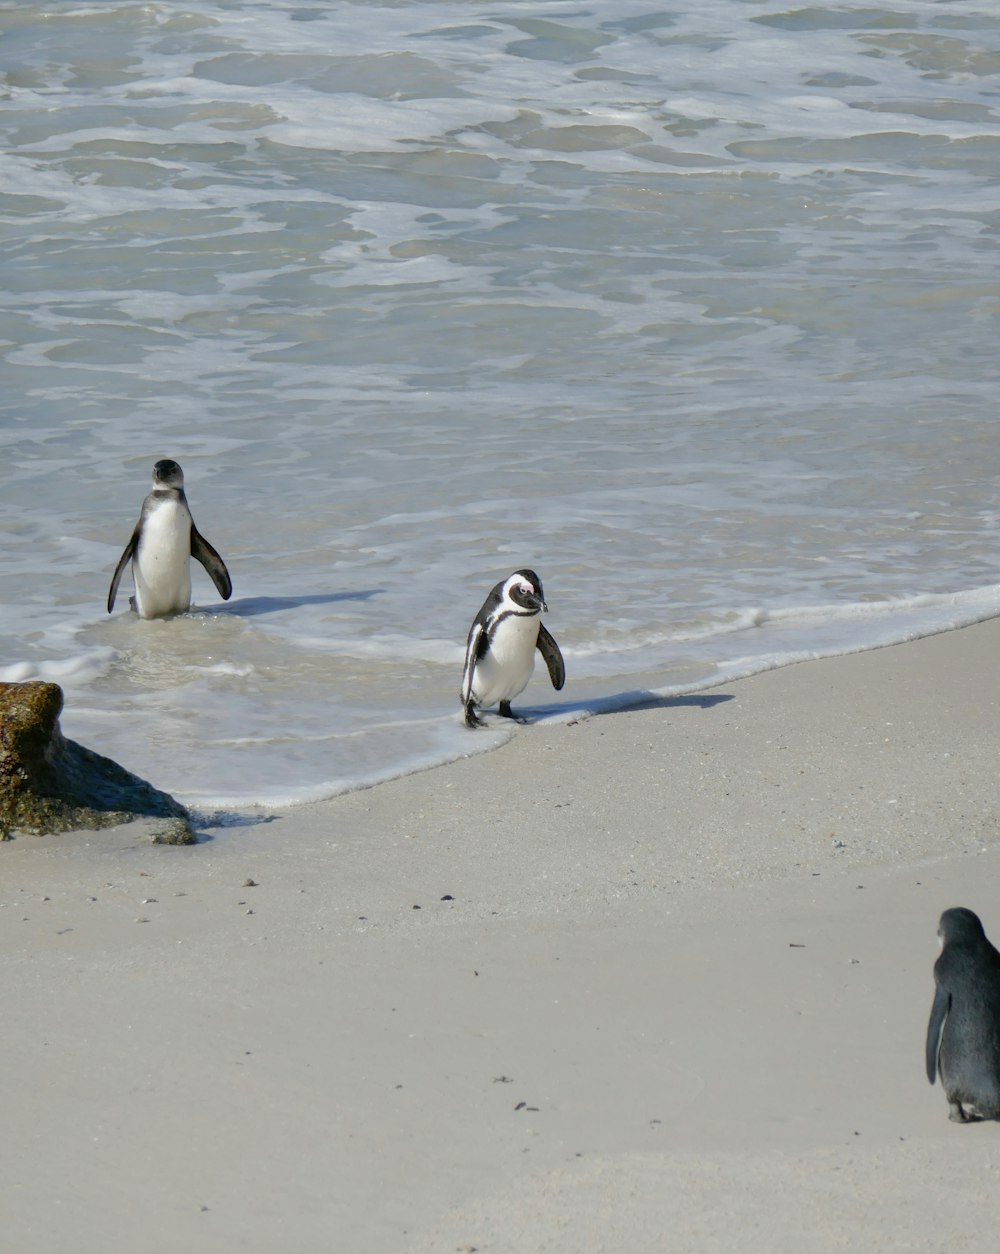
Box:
133, 501, 193, 618
473, 614, 540, 707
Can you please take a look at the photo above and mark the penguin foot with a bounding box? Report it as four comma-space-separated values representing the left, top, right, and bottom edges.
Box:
464, 703, 485, 729
949, 1102, 978, 1123
497, 701, 527, 723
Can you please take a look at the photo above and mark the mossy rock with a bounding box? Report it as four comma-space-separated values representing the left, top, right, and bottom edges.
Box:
0, 681, 193, 843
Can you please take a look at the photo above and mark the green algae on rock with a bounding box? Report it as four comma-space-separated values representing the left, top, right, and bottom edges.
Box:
0, 681, 193, 844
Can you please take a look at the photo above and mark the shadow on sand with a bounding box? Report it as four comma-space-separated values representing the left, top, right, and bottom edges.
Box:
524, 689, 734, 724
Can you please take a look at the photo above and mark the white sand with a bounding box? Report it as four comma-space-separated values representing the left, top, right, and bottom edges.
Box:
3, 619, 1000, 1252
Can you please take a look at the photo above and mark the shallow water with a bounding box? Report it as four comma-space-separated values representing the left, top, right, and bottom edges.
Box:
2, 0, 999, 809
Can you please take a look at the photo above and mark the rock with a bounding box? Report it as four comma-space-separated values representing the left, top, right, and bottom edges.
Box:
0, 681, 193, 843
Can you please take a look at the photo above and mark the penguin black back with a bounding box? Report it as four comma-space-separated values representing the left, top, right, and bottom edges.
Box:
926, 907, 1000, 1122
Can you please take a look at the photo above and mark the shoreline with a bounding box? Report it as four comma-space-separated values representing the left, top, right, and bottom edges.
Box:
52, 582, 1000, 815
3, 618, 1000, 1252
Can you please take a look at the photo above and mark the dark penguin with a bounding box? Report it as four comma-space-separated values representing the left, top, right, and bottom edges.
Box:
107, 459, 232, 619
460, 569, 565, 728
926, 906, 1000, 1122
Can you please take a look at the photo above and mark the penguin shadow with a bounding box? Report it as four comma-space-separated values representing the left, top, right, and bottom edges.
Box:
530, 690, 734, 723
210, 590, 385, 618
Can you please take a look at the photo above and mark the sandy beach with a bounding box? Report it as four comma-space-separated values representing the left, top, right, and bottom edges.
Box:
3, 618, 1000, 1253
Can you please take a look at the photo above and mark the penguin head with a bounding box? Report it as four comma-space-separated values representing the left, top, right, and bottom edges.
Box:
506, 569, 547, 613
152, 459, 184, 490
938, 907, 987, 948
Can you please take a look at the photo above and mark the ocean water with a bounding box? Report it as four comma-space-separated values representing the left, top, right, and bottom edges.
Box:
2, 0, 999, 812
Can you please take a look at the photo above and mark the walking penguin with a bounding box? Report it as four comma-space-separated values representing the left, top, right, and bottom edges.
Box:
108, 459, 232, 619
926, 906, 1000, 1122
460, 569, 565, 728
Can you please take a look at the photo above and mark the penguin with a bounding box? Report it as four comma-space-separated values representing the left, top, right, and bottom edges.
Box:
460, 568, 565, 729
926, 906, 1000, 1122
107, 459, 232, 619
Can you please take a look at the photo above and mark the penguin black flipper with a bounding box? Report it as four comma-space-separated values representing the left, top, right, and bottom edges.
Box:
926, 982, 950, 1084
460, 620, 489, 722
536, 623, 565, 691
191, 526, 232, 601
107, 528, 138, 613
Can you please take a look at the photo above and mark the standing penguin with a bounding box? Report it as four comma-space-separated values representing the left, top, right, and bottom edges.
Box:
107, 459, 232, 619
926, 906, 1000, 1122
460, 569, 565, 728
